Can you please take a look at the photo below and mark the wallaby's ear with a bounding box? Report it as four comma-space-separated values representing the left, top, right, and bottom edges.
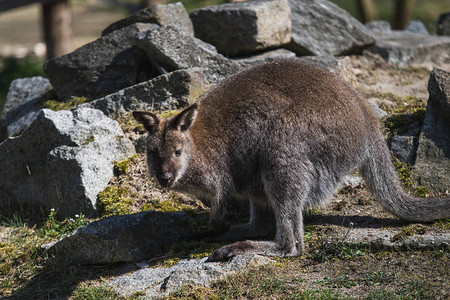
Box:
171, 104, 198, 132
132, 111, 160, 133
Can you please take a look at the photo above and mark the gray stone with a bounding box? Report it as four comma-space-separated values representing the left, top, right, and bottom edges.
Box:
287, 0, 374, 56
0, 107, 135, 217
390, 135, 416, 164
365, 20, 391, 33
438, 12, 450, 36
81, 68, 207, 117
107, 254, 273, 298
368, 31, 450, 66
190, 0, 291, 56
0, 76, 54, 141
44, 23, 160, 100
330, 228, 450, 250
297, 56, 357, 85
233, 49, 296, 67
102, 2, 193, 36
49, 211, 190, 264
135, 25, 242, 84
368, 102, 388, 120
341, 175, 362, 187
405, 20, 429, 35
413, 69, 450, 193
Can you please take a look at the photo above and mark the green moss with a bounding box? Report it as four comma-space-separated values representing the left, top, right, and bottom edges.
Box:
158, 110, 180, 120
391, 158, 431, 197
82, 135, 95, 145
42, 96, 87, 111
433, 219, 450, 230
391, 224, 427, 242
97, 186, 133, 217
385, 108, 426, 136
167, 286, 220, 300
113, 154, 139, 176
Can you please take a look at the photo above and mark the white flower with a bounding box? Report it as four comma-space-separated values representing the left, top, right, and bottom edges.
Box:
50, 208, 55, 212
75, 214, 80, 218
70, 218, 75, 222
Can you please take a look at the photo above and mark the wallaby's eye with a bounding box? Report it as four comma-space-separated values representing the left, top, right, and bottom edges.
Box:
174, 148, 182, 157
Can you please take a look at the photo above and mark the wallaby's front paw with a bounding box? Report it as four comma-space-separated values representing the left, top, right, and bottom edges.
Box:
206, 241, 255, 262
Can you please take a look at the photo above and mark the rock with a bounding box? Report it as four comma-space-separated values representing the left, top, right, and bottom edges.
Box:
390, 135, 416, 164
0, 107, 135, 217
107, 254, 273, 298
332, 227, 450, 250
341, 175, 362, 187
44, 23, 160, 100
190, 0, 291, 56
368, 31, 450, 66
368, 102, 388, 120
135, 25, 242, 84
405, 20, 429, 35
365, 20, 391, 32
413, 69, 450, 192
298, 56, 357, 86
233, 49, 296, 67
49, 211, 190, 264
102, 2, 193, 36
437, 12, 450, 36
81, 68, 207, 117
0, 76, 54, 141
287, 0, 374, 56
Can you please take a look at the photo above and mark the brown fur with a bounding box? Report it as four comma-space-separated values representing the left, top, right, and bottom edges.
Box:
134, 59, 450, 261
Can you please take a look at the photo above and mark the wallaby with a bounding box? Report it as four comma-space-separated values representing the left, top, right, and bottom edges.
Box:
133, 59, 450, 262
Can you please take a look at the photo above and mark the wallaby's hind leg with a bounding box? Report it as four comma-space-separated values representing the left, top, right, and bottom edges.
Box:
207, 173, 306, 261
208, 197, 276, 242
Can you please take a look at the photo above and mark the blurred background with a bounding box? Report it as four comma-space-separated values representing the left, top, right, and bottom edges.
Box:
0, 0, 449, 116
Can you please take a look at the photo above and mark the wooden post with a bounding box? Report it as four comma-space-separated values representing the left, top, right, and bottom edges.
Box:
393, 0, 415, 30
357, 0, 378, 23
140, 0, 166, 8
42, 0, 72, 59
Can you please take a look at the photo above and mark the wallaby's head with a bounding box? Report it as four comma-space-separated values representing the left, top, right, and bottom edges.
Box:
133, 104, 198, 188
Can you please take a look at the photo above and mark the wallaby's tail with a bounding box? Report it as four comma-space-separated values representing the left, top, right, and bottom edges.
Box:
361, 132, 450, 222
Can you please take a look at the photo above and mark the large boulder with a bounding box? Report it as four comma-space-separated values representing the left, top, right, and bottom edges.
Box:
413, 69, 450, 193
81, 68, 207, 117
107, 254, 273, 298
44, 23, 159, 100
287, 0, 374, 56
0, 107, 135, 217
368, 31, 450, 66
48, 211, 190, 264
102, 2, 194, 36
189, 0, 291, 56
135, 25, 242, 84
233, 48, 296, 68
0, 76, 54, 141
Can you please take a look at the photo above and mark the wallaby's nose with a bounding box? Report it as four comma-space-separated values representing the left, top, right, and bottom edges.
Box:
162, 172, 173, 181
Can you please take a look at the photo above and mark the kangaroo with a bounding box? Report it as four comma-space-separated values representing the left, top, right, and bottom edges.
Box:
133, 59, 450, 262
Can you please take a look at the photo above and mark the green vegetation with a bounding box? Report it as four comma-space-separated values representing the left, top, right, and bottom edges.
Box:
39, 209, 89, 238
392, 158, 431, 197
42, 96, 88, 111
391, 224, 427, 242
97, 186, 133, 217
72, 285, 123, 300
113, 153, 139, 175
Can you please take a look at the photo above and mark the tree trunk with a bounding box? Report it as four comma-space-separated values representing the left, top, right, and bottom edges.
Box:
42, 0, 72, 59
393, 0, 415, 30
357, 0, 378, 23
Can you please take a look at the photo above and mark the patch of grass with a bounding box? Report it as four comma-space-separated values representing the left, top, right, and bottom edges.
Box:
42, 96, 87, 111
364, 289, 397, 299
166, 285, 220, 300
363, 271, 397, 286
158, 109, 181, 120
38, 209, 89, 238
72, 285, 123, 300
391, 224, 427, 242
320, 275, 357, 288
310, 242, 366, 263
397, 280, 435, 299
97, 186, 133, 217
433, 218, 450, 230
